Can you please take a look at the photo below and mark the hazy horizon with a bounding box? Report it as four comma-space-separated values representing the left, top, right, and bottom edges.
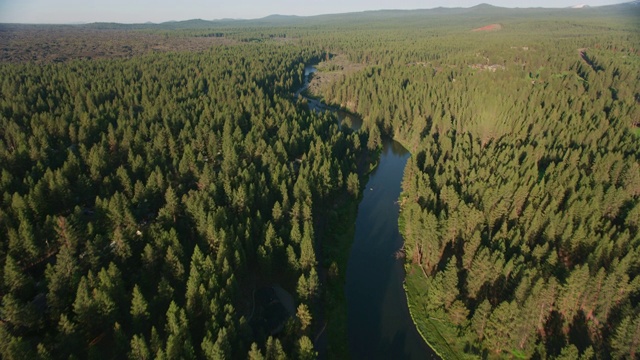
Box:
0, 0, 629, 24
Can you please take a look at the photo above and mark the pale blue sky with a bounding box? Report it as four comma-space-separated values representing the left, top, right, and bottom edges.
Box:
0, 0, 627, 24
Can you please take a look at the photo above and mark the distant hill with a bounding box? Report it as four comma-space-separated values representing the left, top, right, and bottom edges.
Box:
4, 2, 638, 30
470, 3, 501, 10
262, 14, 301, 20
162, 2, 638, 28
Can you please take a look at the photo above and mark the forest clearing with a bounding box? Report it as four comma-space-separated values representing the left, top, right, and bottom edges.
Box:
471, 23, 503, 32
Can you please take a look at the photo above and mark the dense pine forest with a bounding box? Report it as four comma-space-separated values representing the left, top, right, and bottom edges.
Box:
1, 2, 639, 359
308, 4, 640, 360
0, 37, 366, 358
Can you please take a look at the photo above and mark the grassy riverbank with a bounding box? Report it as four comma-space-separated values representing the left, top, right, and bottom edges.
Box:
404, 270, 462, 360
395, 134, 459, 360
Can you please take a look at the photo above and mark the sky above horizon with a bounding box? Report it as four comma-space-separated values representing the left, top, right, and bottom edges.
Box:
0, 0, 627, 24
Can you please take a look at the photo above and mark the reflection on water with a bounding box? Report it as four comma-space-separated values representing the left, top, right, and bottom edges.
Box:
346, 140, 437, 360
296, 63, 437, 360
389, 139, 410, 156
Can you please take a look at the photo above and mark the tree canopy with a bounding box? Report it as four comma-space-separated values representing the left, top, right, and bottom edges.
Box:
1, 4, 639, 359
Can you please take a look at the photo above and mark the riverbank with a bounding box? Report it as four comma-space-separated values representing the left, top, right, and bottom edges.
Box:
313, 139, 373, 359
304, 61, 436, 359
320, 92, 444, 359
299, 62, 374, 359
321, 191, 363, 359
403, 272, 459, 360
393, 135, 453, 360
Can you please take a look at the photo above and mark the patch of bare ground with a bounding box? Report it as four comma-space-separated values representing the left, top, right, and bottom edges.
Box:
307, 54, 365, 95
469, 63, 505, 72
471, 23, 503, 32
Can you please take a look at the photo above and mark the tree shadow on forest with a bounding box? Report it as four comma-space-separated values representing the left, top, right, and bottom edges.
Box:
544, 310, 566, 358
569, 310, 593, 354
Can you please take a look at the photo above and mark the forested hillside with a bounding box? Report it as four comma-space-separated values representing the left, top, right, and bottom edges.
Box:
310, 7, 640, 359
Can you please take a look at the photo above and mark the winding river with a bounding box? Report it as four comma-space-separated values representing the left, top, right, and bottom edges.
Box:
345, 141, 437, 360
298, 66, 362, 130
299, 65, 438, 359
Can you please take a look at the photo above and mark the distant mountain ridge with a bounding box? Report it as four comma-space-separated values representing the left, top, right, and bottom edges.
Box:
154, 1, 639, 27
3, 1, 637, 28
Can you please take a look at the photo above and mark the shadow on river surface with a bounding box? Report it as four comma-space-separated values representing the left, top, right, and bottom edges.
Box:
298, 63, 438, 360
346, 139, 437, 360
